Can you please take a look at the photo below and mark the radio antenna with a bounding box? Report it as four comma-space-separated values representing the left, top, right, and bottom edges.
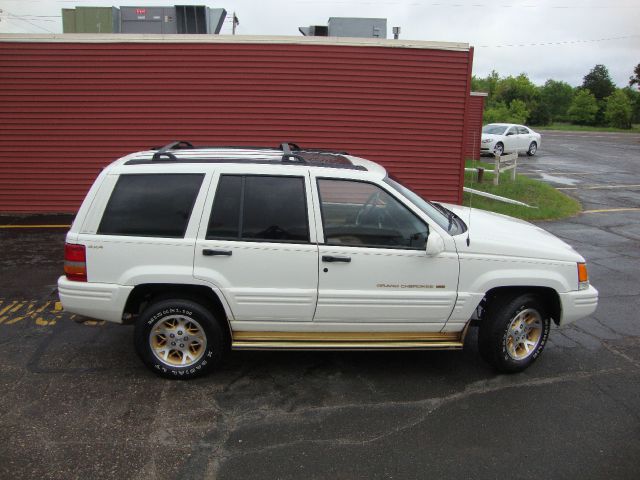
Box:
466, 130, 477, 247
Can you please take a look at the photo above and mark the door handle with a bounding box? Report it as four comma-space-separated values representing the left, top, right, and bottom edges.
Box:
202, 249, 232, 256
322, 255, 351, 263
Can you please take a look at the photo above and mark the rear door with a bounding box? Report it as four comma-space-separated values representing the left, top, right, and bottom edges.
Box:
503, 126, 519, 152
194, 170, 319, 323
518, 126, 532, 150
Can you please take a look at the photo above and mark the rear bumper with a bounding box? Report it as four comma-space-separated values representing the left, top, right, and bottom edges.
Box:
558, 285, 598, 326
57, 276, 133, 323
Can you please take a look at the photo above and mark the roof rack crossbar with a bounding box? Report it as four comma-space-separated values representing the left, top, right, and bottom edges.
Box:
279, 142, 306, 164
152, 140, 194, 162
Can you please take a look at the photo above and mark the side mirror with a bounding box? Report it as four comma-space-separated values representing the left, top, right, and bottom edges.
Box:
506, 131, 515, 136
425, 231, 445, 256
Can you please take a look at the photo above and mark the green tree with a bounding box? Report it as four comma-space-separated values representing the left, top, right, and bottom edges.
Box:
582, 64, 615, 100
494, 73, 538, 107
484, 100, 529, 124
604, 90, 633, 128
622, 86, 640, 123
540, 79, 574, 122
582, 65, 615, 126
568, 90, 599, 125
507, 99, 530, 124
528, 101, 552, 126
472, 70, 500, 98
629, 63, 640, 89
483, 102, 509, 124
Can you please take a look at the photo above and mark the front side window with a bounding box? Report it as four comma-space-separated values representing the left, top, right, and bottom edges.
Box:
317, 179, 428, 249
207, 175, 309, 243
98, 173, 204, 238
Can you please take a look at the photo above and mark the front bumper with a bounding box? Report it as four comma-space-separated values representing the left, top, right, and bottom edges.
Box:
558, 285, 598, 326
480, 142, 496, 155
57, 276, 133, 323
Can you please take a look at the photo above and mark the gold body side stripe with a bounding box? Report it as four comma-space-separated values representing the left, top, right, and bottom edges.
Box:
231, 331, 464, 350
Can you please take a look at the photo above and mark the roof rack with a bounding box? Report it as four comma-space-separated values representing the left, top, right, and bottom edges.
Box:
137, 141, 363, 169
151, 141, 193, 162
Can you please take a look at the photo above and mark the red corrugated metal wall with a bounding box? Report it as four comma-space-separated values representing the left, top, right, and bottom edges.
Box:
464, 94, 485, 160
0, 38, 473, 213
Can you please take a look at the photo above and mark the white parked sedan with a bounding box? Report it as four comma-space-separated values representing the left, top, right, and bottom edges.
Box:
481, 123, 542, 156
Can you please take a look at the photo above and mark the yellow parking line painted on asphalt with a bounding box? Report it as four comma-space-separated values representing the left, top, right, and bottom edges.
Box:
10, 302, 25, 313
0, 301, 17, 317
0, 224, 71, 229
583, 208, 640, 214
0, 299, 105, 327
558, 184, 640, 191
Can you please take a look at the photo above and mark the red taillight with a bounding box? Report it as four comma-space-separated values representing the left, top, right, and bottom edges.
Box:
64, 243, 87, 281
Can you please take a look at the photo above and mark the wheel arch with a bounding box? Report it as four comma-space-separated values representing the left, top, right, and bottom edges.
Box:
123, 283, 233, 338
483, 286, 562, 326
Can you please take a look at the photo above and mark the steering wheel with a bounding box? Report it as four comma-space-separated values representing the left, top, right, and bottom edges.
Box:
355, 191, 381, 225
260, 225, 288, 239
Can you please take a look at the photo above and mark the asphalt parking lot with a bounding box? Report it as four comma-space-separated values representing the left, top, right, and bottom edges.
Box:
1, 131, 639, 479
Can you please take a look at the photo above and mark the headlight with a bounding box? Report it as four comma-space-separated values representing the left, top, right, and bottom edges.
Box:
578, 262, 589, 290
482, 138, 493, 144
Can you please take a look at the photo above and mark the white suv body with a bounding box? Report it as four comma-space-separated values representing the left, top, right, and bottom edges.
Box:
58, 143, 597, 378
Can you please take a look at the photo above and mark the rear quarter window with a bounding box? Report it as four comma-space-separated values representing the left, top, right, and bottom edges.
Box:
98, 173, 204, 238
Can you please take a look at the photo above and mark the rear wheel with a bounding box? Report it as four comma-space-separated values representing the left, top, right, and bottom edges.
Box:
527, 141, 537, 156
478, 293, 550, 373
134, 298, 226, 379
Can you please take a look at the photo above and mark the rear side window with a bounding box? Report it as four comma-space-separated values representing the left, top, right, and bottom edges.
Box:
518, 126, 530, 134
98, 174, 204, 238
207, 175, 309, 242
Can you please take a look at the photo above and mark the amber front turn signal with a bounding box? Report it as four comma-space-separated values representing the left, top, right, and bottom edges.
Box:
578, 263, 588, 282
577, 263, 589, 290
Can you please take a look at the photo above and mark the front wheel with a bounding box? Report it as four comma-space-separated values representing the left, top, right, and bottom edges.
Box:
134, 298, 226, 379
527, 142, 537, 156
478, 293, 551, 373
493, 142, 504, 156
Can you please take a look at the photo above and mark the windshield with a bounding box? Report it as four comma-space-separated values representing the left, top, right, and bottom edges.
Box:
384, 177, 451, 232
482, 125, 508, 135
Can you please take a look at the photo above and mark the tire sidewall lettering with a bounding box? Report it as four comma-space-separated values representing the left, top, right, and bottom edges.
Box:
148, 308, 194, 325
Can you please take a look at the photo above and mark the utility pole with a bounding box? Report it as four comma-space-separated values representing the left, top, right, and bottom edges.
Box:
232, 12, 239, 35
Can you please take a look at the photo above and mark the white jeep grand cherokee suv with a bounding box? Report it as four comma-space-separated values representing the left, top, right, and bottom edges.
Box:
58, 141, 598, 379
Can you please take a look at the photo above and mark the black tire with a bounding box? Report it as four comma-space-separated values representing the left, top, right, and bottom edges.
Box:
527, 141, 537, 156
134, 298, 226, 379
494, 142, 504, 156
478, 293, 550, 373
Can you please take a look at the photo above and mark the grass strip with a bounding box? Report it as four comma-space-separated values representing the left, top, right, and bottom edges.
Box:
463, 160, 581, 221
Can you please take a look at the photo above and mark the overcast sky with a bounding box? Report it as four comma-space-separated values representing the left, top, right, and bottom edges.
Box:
1, 0, 638, 86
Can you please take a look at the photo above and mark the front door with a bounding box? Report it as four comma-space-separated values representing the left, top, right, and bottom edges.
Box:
194, 172, 318, 322
312, 178, 458, 330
